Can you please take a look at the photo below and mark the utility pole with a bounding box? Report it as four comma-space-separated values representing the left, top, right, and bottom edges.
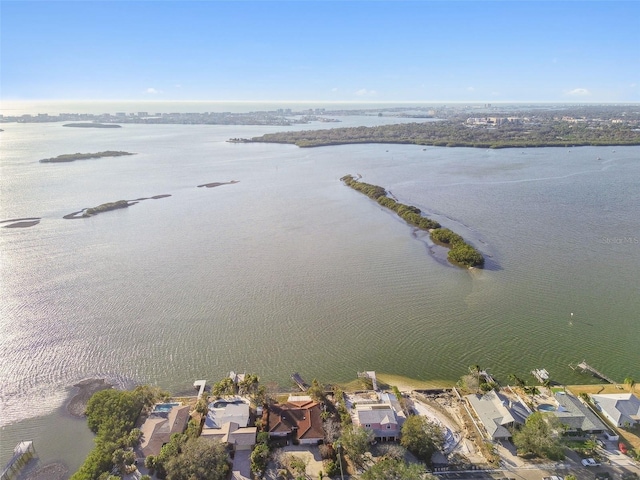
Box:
335, 441, 344, 480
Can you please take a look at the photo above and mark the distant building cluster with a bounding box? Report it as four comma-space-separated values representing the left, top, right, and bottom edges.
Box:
466, 117, 524, 126
0, 108, 338, 127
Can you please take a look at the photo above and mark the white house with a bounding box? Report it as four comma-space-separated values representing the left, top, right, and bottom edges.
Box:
590, 393, 640, 428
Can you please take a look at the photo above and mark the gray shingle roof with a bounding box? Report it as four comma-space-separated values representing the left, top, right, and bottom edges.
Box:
591, 393, 640, 426
553, 392, 608, 432
465, 390, 529, 439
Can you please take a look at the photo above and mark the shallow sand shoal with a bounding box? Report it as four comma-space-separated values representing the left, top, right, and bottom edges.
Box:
66, 378, 113, 417
23, 463, 68, 480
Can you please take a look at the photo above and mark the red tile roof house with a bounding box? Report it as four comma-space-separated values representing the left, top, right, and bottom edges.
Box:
267, 396, 324, 445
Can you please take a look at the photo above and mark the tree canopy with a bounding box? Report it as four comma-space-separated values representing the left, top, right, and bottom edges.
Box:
400, 415, 444, 466
164, 437, 230, 480
341, 175, 484, 268
72, 386, 166, 480
512, 412, 566, 460
339, 425, 374, 468
361, 457, 435, 480
247, 112, 640, 149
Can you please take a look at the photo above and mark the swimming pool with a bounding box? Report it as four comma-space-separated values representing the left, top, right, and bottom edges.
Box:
210, 400, 243, 409
537, 404, 557, 412
153, 402, 180, 412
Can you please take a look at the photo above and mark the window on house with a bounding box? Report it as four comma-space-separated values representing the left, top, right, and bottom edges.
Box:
365, 424, 371, 428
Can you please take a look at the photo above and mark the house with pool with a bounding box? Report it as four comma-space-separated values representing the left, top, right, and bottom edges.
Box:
136, 402, 191, 459
200, 397, 257, 450
548, 391, 608, 436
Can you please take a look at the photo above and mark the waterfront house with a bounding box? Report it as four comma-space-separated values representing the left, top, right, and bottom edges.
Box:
267, 395, 324, 445
590, 393, 640, 428
355, 406, 400, 441
200, 397, 257, 450
136, 404, 191, 459
201, 421, 257, 450
552, 391, 608, 436
465, 390, 529, 440
348, 391, 404, 442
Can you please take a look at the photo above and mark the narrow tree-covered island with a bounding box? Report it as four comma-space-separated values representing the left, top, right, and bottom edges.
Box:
39, 151, 134, 163
341, 175, 484, 268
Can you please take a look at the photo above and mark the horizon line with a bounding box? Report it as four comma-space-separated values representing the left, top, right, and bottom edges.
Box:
3, 99, 640, 105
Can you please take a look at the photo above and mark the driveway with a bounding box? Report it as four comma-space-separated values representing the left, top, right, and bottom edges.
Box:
232, 449, 252, 480
264, 445, 325, 479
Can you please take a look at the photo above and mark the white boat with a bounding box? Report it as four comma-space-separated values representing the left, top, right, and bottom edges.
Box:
531, 368, 550, 383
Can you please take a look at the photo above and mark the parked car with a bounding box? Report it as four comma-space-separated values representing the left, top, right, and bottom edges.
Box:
582, 457, 601, 467
542, 476, 564, 480
619, 442, 628, 454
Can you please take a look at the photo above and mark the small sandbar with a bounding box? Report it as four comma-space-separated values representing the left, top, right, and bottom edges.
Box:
64, 194, 170, 219
62, 123, 121, 128
197, 180, 239, 188
1, 217, 41, 228
67, 378, 113, 417
133, 194, 172, 201
63, 210, 87, 220
23, 463, 69, 480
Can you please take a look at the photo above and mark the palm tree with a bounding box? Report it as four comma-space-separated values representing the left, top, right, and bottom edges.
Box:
624, 377, 636, 392
508, 373, 526, 388
469, 364, 482, 393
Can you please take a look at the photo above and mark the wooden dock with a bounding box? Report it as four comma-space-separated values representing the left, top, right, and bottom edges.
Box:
1, 441, 35, 480
570, 360, 616, 384
291, 372, 309, 391
193, 380, 206, 399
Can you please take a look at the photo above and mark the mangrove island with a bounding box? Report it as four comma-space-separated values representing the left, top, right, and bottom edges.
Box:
341, 175, 484, 268
39, 151, 135, 163
62, 123, 122, 128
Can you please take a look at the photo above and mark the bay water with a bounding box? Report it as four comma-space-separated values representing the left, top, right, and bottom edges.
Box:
1, 113, 638, 470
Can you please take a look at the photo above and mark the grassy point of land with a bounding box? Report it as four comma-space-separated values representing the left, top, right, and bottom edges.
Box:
566, 384, 636, 396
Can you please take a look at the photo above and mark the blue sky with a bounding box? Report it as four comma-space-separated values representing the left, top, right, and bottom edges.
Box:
1, 1, 639, 103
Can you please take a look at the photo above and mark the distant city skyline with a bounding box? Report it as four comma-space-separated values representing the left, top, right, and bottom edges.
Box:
1, 1, 639, 104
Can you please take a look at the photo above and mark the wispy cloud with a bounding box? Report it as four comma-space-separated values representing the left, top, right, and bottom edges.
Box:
467, 86, 475, 92
355, 88, 377, 97
331, 87, 339, 93
145, 87, 161, 95
566, 88, 590, 96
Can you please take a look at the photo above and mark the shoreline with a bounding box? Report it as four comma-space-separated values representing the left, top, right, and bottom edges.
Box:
66, 378, 113, 417
22, 463, 69, 480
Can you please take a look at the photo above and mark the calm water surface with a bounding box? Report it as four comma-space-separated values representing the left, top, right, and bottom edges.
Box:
1, 119, 639, 470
